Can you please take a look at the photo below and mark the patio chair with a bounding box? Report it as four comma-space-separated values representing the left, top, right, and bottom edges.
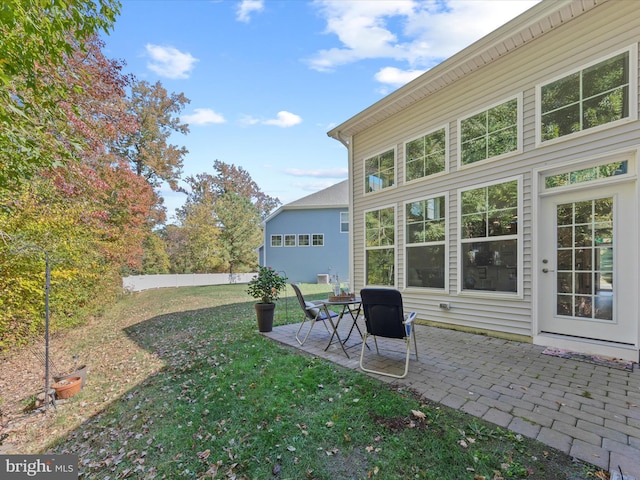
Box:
359, 288, 418, 379
291, 283, 339, 345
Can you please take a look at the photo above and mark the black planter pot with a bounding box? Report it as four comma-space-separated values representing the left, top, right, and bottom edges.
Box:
255, 303, 276, 332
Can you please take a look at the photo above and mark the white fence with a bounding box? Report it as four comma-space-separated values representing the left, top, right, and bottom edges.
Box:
122, 273, 257, 292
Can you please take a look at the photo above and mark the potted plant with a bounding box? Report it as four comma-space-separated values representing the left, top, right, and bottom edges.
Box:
247, 266, 287, 332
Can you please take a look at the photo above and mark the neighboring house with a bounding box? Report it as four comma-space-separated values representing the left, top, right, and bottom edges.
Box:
258, 180, 349, 285
328, 0, 639, 362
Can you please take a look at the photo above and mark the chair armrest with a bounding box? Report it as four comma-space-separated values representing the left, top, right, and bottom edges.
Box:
403, 312, 417, 325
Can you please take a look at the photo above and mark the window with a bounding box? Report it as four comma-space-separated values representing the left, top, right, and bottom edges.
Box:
460, 97, 519, 166
405, 127, 447, 181
539, 50, 631, 142
340, 212, 349, 233
312, 234, 324, 246
271, 235, 282, 247
460, 179, 519, 293
284, 234, 296, 247
298, 234, 310, 246
545, 160, 628, 189
406, 195, 446, 289
365, 206, 395, 286
365, 148, 395, 193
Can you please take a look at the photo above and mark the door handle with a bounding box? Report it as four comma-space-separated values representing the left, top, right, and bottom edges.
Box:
542, 268, 555, 273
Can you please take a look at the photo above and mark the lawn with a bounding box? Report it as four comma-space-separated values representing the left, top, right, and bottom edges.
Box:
0, 284, 603, 479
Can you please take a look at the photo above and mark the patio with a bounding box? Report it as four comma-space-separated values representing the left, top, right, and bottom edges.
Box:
264, 315, 640, 477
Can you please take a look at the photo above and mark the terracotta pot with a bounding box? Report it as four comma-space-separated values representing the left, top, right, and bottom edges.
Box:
54, 364, 88, 388
255, 303, 276, 332
52, 376, 82, 399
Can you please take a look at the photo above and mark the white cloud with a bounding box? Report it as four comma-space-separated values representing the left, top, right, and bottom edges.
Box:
145, 44, 198, 79
236, 0, 264, 23
181, 108, 226, 125
375, 67, 426, 87
308, 0, 540, 79
238, 111, 302, 127
263, 111, 303, 128
284, 168, 347, 178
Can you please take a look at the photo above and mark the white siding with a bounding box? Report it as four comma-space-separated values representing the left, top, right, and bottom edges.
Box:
350, 0, 640, 338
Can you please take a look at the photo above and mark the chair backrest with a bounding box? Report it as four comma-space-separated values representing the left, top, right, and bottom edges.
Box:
360, 288, 407, 339
290, 283, 317, 320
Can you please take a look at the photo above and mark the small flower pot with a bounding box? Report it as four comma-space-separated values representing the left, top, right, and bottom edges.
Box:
54, 364, 88, 388
52, 376, 82, 399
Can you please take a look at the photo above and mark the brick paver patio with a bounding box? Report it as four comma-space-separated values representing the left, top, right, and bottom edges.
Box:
263, 317, 640, 477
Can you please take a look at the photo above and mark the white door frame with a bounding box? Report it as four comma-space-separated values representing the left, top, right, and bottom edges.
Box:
532, 151, 639, 362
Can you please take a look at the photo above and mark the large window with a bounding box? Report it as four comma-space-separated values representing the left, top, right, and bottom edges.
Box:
365, 206, 395, 286
539, 50, 631, 142
460, 179, 519, 293
405, 127, 447, 181
460, 97, 519, 166
365, 148, 395, 193
406, 195, 446, 289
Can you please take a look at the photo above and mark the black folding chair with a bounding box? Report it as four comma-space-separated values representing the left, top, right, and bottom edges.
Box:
359, 288, 418, 378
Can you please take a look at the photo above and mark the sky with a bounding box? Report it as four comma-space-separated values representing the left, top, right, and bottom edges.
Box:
102, 0, 540, 223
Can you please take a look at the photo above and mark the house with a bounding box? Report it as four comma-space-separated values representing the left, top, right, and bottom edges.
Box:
328, 0, 639, 362
258, 180, 350, 285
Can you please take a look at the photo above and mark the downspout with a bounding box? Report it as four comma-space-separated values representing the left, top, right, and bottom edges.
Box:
333, 131, 355, 293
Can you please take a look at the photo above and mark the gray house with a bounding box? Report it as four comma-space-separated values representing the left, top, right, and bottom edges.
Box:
328, 0, 639, 362
258, 180, 349, 285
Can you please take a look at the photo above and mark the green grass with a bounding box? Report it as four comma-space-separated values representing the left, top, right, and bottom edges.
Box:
34, 284, 601, 479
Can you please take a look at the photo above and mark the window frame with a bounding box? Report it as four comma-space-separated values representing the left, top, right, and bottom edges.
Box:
270, 234, 283, 247
312, 233, 324, 247
457, 94, 522, 169
284, 234, 296, 247
298, 234, 310, 247
340, 211, 349, 233
404, 125, 449, 184
364, 204, 397, 287
457, 176, 523, 298
404, 193, 448, 292
535, 45, 638, 147
363, 146, 397, 194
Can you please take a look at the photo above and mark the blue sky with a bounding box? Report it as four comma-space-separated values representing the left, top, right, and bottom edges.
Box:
102, 0, 539, 223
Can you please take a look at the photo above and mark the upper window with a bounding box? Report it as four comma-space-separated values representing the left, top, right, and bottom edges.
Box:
460, 97, 519, 166
270, 235, 283, 247
539, 50, 632, 143
405, 127, 447, 182
545, 160, 628, 190
312, 234, 324, 247
365, 148, 395, 193
284, 234, 296, 247
365, 206, 395, 286
459, 178, 520, 294
406, 195, 446, 289
340, 212, 349, 233
298, 234, 310, 246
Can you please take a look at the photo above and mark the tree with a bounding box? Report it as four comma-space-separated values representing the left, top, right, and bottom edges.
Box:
214, 192, 262, 274
0, 0, 120, 189
180, 160, 280, 220
113, 80, 190, 191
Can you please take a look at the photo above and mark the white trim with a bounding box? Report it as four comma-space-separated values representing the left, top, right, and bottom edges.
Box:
403, 124, 450, 184
363, 146, 397, 195
456, 175, 523, 298
457, 93, 523, 170
402, 192, 449, 293
535, 44, 638, 148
